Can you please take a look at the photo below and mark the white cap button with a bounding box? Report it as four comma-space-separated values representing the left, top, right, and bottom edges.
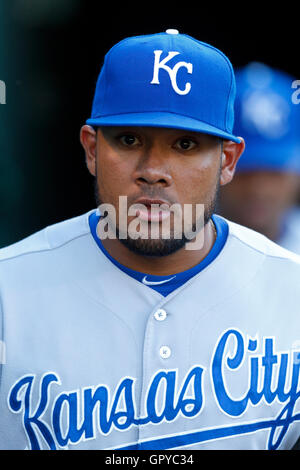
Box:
154, 309, 167, 321
160, 346, 171, 359
165, 29, 179, 35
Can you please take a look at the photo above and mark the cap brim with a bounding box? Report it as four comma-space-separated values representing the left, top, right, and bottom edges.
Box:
86, 112, 241, 143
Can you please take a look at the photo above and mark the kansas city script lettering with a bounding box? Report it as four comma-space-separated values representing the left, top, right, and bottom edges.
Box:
8, 329, 300, 450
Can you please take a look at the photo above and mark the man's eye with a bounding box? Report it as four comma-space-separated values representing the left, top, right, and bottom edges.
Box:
119, 135, 140, 147
175, 138, 197, 151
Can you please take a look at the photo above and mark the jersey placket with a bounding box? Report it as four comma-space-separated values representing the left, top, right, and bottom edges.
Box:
136, 291, 196, 449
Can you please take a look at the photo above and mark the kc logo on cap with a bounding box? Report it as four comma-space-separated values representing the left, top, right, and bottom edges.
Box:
150, 50, 193, 96
86, 30, 241, 143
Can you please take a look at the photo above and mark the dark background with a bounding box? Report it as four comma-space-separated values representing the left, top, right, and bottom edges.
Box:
0, 0, 299, 248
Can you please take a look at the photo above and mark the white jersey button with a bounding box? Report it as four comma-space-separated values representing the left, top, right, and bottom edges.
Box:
165, 29, 179, 35
154, 309, 167, 321
160, 346, 171, 359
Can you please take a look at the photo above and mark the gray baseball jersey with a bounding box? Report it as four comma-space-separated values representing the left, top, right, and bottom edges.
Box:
0, 209, 300, 450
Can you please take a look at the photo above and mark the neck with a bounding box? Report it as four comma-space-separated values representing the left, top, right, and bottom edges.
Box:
101, 220, 217, 276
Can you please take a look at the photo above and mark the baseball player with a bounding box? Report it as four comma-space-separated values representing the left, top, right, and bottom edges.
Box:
219, 62, 300, 254
1, 30, 300, 451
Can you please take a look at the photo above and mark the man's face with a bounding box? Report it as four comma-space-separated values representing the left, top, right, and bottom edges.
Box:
80, 125, 245, 256
220, 170, 300, 235
81, 125, 243, 257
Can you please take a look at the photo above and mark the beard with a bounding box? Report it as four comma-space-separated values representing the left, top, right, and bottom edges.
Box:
93, 171, 221, 258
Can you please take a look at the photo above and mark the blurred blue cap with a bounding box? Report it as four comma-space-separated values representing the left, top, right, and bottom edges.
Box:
86, 30, 241, 143
234, 62, 300, 173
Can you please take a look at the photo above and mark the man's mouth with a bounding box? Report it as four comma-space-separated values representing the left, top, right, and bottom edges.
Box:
133, 198, 172, 223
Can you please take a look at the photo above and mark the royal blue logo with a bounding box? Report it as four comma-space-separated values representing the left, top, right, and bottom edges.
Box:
8, 329, 300, 450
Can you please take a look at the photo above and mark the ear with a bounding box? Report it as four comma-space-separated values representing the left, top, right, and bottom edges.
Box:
80, 125, 97, 177
220, 138, 245, 186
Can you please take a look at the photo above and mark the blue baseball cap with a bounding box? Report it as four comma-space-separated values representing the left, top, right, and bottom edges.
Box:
86, 30, 241, 143
234, 62, 300, 172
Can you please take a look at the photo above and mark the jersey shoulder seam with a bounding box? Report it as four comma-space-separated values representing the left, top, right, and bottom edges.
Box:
0, 231, 91, 264
0, 211, 95, 264
230, 232, 300, 262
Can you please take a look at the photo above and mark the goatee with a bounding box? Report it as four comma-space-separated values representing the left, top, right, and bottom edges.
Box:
93, 177, 220, 258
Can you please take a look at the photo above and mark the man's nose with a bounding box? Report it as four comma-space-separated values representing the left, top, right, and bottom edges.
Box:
133, 145, 173, 187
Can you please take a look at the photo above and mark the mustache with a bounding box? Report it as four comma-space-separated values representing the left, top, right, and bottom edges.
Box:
93, 174, 175, 208
128, 187, 176, 206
